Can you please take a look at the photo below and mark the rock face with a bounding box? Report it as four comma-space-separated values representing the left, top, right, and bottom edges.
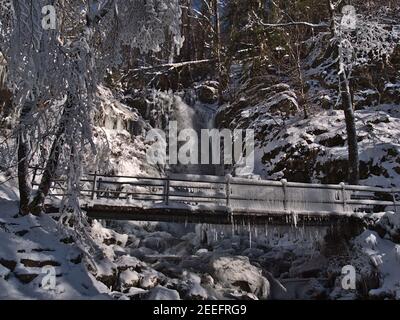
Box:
209, 256, 270, 299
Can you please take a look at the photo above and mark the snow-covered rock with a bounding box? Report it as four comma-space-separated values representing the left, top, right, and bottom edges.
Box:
186, 282, 208, 300
139, 270, 161, 290
147, 285, 180, 300
115, 255, 144, 271
119, 270, 140, 292
209, 256, 270, 299
354, 230, 400, 299
376, 211, 400, 243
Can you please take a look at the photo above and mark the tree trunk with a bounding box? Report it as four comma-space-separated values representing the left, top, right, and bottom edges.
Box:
212, 0, 223, 104
326, 0, 360, 185
29, 108, 67, 215
29, 127, 64, 215
340, 73, 360, 185
17, 103, 32, 215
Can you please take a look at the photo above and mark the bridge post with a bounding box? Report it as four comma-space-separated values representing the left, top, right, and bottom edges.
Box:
225, 174, 232, 207
164, 176, 170, 205
281, 179, 288, 211
340, 182, 347, 212
91, 171, 98, 200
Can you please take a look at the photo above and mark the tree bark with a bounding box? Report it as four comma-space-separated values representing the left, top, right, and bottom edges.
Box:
29, 127, 64, 215
212, 0, 223, 104
17, 103, 32, 215
340, 72, 360, 185
29, 107, 68, 215
326, 0, 360, 184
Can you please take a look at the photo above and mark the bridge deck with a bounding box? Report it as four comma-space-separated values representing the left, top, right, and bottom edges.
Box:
33, 169, 399, 226
83, 203, 363, 226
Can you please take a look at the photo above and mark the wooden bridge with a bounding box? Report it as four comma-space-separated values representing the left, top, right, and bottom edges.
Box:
32, 169, 399, 226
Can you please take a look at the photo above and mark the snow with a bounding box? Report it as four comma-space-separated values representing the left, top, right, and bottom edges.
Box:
0, 201, 110, 299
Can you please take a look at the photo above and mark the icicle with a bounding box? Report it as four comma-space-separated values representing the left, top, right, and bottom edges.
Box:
292, 211, 298, 228
248, 221, 252, 249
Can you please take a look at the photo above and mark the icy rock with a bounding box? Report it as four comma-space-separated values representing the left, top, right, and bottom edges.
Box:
242, 248, 265, 259
201, 274, 214, 286
119, 270, 140, 292
210, 256, 270, 299
92, 257, 118, 289
259, 251, 293, 277
153, 261, 184, 279
127, 235, 140, 248
130, 247, 158, 260
167, 241, 193, 256
182, 271, 201, 284
141, 237, 168, 252
139, 271, 161, 290
289, 254, 327, 278
195, 249, 209, 256
127, 287, 148, 299
225, 291, 259, 300
180, 256, 209, 273
147, 285, 180, 300
115, 255, 144, 271
113, 245, 127, 257
377, 211, 400, 243
186, 282, 208, 300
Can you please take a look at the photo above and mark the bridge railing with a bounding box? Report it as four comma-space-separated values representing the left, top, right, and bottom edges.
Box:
31, 167, 399, 215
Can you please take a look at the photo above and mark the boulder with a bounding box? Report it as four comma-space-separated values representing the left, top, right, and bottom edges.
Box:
119, 270, 140, 292
198, 82, 219, 104
147, 285, 180, 300
209, 256, 270, 299
376, 211, 400, 243
141, 236, 168, 252
139, 270, 162, 290
186, 282, 208, 300
115, 255, 144, 272
289, 254, 327, 278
